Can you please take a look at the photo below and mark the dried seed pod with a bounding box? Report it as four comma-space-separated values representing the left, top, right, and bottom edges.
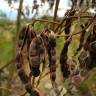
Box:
16, 52, 22, 69
16, 51, 40, 95
84, 24, 96, 50
29, 36, 45, 77
25, 83, 40, 96
17, 26, 28, 49
60, 9, 76, 79
84, 33, 91, 51
92, 0, 96, 8
50, 72, 56, 82
75, 23, 88, 55
50, 48, 56, 82
78, 51, 87, 68
27, 28, 36, 60
71, 0, 77, 7
93, 24, 96, 35
16, 26, 40, 96
83, 24, 96, 70
60, 42, 70, 78
16, 26, 30, 83
84, 25, 96, 51
45, 31, 57, 83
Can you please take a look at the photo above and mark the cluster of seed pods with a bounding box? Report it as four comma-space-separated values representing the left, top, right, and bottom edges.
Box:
16, 23, 57, 96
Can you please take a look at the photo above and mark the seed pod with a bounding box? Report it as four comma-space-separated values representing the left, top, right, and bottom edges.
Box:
90, 41, 96, 54
84, 25, 96, 51
18, 68, 29, 84
84, 33, 91, 51
16, 51, 40, 95
27, 28, 36, 60
75, 23, 88, 55
27, 28, 36, 48
29, 36, 45, 77
92, 0, 96, 8
45, 31, 57, 82
71, 0, 77, 7
15, 51, 22, 69
16, 25, 40, 96
48, 31, 56, 48
50, 72, 56, 82
60, 9, 76, 79
60, 41, 70, 78
18, 26, 29, 50
25, 83, 40, 96
83, 25, 96, 70
78, 51, 87, 68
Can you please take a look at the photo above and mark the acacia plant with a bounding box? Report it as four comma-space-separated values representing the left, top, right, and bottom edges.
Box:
0, 0, 96, 96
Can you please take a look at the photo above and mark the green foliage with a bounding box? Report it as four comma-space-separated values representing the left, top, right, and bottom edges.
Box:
56, 37, 64, 50
34, 21, 45, 30
0, 19, 15, 68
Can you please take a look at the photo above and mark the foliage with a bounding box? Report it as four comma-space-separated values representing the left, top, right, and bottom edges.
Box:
0, 19, 15, 68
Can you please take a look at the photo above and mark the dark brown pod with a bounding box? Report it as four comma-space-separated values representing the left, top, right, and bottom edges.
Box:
29, 36, 45, 77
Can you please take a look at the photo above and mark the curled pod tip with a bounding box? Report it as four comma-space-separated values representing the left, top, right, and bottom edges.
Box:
30, 67, 40, 77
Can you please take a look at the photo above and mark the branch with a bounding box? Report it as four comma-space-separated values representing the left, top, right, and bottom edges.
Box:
28, 15, 94, 28
32, 19, 60, 25
0, 59, 15, 72
54, 14, 94, 33
53, 0, 60, 29
20, 91, 27, 96
56, 14, 96, 38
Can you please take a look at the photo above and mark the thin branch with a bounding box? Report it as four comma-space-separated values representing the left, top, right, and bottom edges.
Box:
53, 0, 60, 29
56, 87, 63, 96
20, 91, 27, 96
54, 9, 76, 33
54, 15, 94, 33
0, 59, 15, 72
28, 15, 94, 27
33, 19, 60, 25
56, 14, 96, 38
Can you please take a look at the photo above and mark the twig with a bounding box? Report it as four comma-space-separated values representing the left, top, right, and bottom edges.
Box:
53, 0, 60, 29
31, 19, 60, 25
20, 91, 27, 96
41, 71, 50, 79
56, 14, 96, 38
36, 61, 46, 87
54, 9, 77, 33
28, 15, 94, 28
31, 76, 36, 87
55, 15, 94, 33
0, 59, 15, 72
41, 64, 58, 79
56, 87, 63, 96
